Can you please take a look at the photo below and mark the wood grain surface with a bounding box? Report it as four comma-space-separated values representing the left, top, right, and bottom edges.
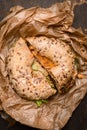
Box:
0, 0, 87, 130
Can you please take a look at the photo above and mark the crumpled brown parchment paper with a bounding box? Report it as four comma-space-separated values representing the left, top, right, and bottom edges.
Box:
0, 1, 87, 130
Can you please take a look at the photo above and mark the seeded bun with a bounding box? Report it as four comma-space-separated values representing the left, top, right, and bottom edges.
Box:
6, 38, 56, 100
27, 36, 76, 91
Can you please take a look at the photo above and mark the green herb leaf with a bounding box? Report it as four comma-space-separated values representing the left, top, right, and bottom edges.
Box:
31, 62, 39, 71
46, 75, 51, 80
35, 99, 48, 107
51, 84, 55, 88
41, 99, 48, 103
46, 75, 55, 89
31, 61, 48, 76
59, 86, 68, 94
74, 57, 79, 65
74, 57, 80, 71
35, 100, 43, 107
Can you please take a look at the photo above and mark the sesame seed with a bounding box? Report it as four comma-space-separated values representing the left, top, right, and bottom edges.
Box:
20, 57, 22, 60
27, 88, 29, 90
23, 89, 25, 92
35, 92, 38, 95
17, 52, 21, 55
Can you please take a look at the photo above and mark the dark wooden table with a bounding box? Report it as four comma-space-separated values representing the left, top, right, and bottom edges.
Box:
0, 0, 87, 130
